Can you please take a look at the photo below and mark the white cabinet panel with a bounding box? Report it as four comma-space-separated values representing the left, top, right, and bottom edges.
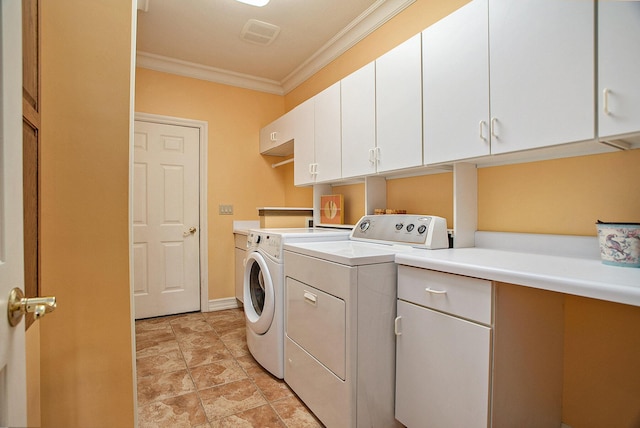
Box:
376, 33, 423, 172
294, 84, 341, 186
293, 98, 316, 186
422, 0, 490, 164
598, 1, 640, 142
341, 62, 376, 178
395, 300, 491, 428
314, 82, 342, 183
489, 0, 595, 154
259, 109, 295, 156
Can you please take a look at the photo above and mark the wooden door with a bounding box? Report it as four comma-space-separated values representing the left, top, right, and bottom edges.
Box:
133, 121, 201, 319
22, 0, 40, 330
0, 0, 28, 425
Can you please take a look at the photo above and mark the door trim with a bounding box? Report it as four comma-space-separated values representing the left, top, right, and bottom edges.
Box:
132, 112, 209, 312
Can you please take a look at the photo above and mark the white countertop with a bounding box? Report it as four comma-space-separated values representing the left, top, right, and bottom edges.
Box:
396, 234, 640, 307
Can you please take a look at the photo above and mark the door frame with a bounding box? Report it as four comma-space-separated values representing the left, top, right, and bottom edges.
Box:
132, 112, 209, 313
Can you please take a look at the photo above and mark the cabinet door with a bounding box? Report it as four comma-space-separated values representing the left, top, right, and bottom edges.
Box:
395, 300, 490, 428
314, 82, 342, 183
341, 62, 376, 178
259, 111, 294, 155
598, 1, 640, 140
293, 98, 316, 186
423, 0, 490, 164
489, 0, 594, 154
376, 34, 423, 172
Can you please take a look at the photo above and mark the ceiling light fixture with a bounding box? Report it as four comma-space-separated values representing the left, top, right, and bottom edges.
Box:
235, 0, 270, 7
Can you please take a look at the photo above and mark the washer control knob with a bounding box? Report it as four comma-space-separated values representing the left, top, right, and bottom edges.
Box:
417, 225, 427, 234
359, 220, 371, 232
395, 223, 404, 230
406, 224, 415, 232
256, 235, 262, 244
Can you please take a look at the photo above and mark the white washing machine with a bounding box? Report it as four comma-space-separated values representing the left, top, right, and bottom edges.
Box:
282, 214, 449, 428
243, 227, 350, 379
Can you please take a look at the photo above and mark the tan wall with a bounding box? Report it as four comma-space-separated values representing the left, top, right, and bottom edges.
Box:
39, 0, 135, 426
135, 68, 289, 299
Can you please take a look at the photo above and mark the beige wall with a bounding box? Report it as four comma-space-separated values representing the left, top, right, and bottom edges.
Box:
39, 0, 135, 426
135, 68, 289, 299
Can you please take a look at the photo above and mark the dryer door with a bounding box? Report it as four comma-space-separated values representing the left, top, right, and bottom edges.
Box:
244, 251, 275, 334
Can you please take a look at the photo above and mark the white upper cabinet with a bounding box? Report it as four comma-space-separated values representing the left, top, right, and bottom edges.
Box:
422, 0, 489, 164
341, 62, 377, 179
259, 108, 295, 156
376, 33, 423, 173
314, 82, 342, 183
598, 1, 640, 143
293, 98, 316, 186
294, 83, 342, 186
488, 0, 595, 154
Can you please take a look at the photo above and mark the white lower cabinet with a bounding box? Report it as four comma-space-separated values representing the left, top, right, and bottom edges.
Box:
395, 266, 565, 427
395, 268, 491, 428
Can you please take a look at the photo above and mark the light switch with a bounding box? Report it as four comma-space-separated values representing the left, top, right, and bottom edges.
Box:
219, 204, 234, 215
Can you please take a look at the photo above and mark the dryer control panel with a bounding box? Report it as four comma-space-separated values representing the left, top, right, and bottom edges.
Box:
351, 214, 449, 249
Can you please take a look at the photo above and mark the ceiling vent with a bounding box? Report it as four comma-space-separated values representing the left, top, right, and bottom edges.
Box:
240, 19, 280, 46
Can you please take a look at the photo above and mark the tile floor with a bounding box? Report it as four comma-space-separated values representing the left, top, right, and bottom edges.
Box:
135, 308, 324, 427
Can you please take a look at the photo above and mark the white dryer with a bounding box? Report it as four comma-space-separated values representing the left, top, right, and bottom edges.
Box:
282, 214, 449, 427
243, 227, 350, 379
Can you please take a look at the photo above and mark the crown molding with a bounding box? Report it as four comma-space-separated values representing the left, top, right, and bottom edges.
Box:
136, 52, 285, 95
136, 0, 415, 96
280, 0, 415, 93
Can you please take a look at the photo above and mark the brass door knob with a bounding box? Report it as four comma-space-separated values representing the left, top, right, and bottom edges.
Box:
7, 287, 56, 327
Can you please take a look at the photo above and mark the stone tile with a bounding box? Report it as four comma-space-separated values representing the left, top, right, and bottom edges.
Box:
199, 378, 267, 421
177, 331, 223, 352
135, 325, 175, 344
137, 369, 196, 406
137, 350, 187, 378
136, 318, 173, 333
222, 337, 250, 359
136, 338, 181, 359
210, 404, 285, 428
271, 395, 324, 428
172, 319, 215, 337
169, 312, 206, 325
203, 308, 244, 324
182, 340, 233, 368
246, 366, 292, 402
219, 326, 246, 343
211, 317, 247, 335
235, 354, 262, 372
138, 392, 206, 428
190, 359, 248, 390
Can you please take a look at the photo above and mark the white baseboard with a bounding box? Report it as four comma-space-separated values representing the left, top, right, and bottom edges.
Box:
207, 297, 242, 312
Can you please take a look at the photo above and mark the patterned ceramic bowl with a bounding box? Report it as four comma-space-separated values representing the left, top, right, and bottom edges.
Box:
596, 221, 640, 268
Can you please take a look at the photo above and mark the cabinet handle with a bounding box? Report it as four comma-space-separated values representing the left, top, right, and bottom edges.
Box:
270, 131, 278, 141
425, 287, 447, 295
304, 291, 317, 305
490, 117, 498, 138
479, 120, 487, 142
369, 148, 376, 164
313, 163, 318, 175
603, 88, 611, 115
394, 316, 402, 336
376, 147, 381, 164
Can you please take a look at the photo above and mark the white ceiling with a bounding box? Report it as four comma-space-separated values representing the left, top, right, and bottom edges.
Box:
136, 0, 415, 94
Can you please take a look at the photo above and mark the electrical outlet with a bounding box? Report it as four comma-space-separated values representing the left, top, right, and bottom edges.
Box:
219, 204, 234, 215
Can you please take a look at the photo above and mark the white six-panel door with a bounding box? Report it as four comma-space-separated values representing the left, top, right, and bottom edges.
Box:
0, 0, 27, 425
133, 121, 201, 319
